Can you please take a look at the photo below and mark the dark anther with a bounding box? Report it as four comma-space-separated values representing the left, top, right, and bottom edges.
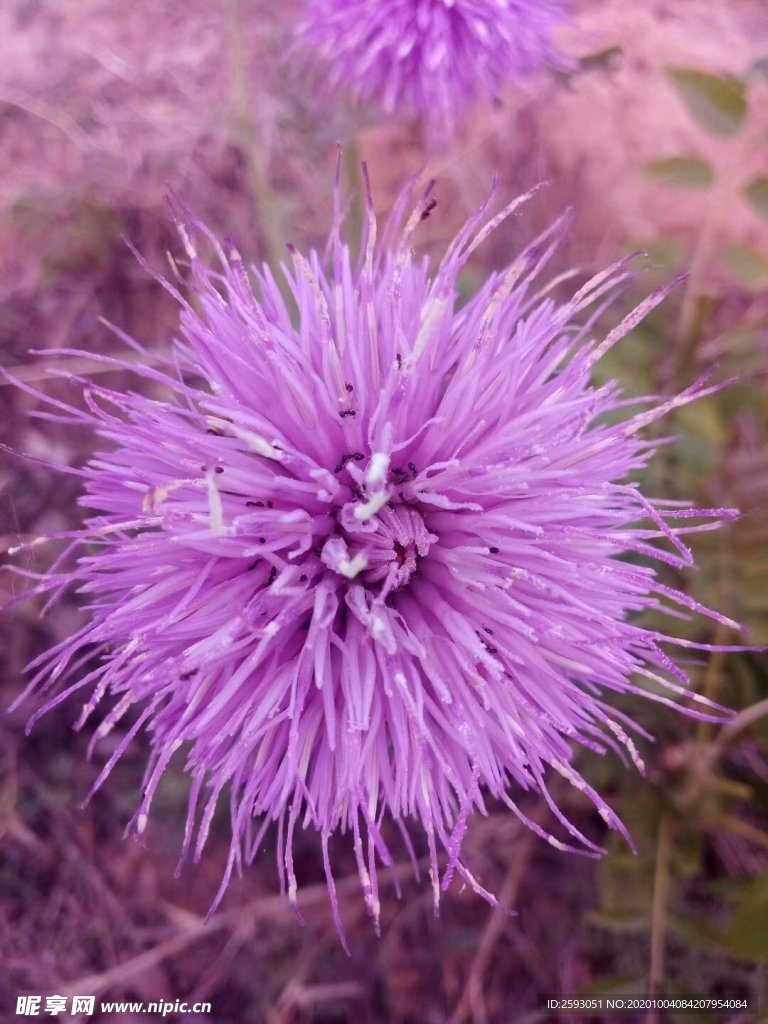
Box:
396, 353, 402, 370
478, 632, 499, 656
267, 500, 274, 508
267, 567, 277, 584
180, 670, 195, 681
339, 409, 357, 419
345, 382, 354, 393
335, 453, 364, 473
420, 198, 438, 221
258, 537, 266, 545
214, 466, 224, 474
246, 500, 264, 508
489, 546, 500, 554
408, 462, 418, 475
300, 573, 308, 583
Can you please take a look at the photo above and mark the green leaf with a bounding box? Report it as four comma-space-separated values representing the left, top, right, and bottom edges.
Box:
585, 910, 651, 934
722, 244, 768, 291
645, 156, 714, 188
631, 236, 685, 272
667, 912, 728, 954
677, 399, 728, 448
674, 878, 768, 964
743, 177, 768, 221
581, 46, 623, 72
665, 67, 747, 136
746, 56, 768, 82
722, 898, 768, 963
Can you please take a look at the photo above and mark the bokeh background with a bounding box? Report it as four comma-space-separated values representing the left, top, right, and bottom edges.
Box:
1, 1, 767, 1021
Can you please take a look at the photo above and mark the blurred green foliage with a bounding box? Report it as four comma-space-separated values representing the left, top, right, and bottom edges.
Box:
581, 53, 768, 1015
665, 68, 747, 137
10, 194, 120, 287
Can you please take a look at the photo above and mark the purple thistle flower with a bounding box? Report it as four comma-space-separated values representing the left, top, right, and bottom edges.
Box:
300, 0, 568, 138
9, 166, 742, 948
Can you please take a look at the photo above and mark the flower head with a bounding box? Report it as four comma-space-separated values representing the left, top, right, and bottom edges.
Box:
300, 0, 568, 138
12, 166, 740, 947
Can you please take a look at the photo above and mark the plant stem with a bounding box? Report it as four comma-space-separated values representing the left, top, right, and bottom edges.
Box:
224, 0, 283, 267
342, 139, 364, 263
717, 697, 768, 751
647, 812, 672, 1024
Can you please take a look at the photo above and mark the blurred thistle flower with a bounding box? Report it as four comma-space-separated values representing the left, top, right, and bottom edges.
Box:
300, 0, 568, 139
9, 163, 743, 948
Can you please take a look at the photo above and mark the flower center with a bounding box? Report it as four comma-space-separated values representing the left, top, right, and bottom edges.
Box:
361, 504, 436, 596
319, 501, 437, 596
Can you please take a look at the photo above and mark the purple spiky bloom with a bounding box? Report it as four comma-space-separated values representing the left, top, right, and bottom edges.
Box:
9, 169, 742, 947
300, 0, 568, 138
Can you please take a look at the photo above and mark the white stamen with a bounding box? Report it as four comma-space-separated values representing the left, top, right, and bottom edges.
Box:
206, 473, 225, 535
404, 297, 448, 371
366, 452, 390, 488
208, 419, 285, 461
339, 553, 368, 578
354, 491, 389, 521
